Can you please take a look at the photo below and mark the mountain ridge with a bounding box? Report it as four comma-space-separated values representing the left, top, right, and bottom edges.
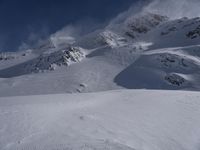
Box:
0, 13, 200, 96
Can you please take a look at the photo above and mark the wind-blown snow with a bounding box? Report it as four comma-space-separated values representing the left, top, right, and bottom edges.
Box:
143, 0, 200, 19
0, 90, 200, 150
0, 7, 200, 96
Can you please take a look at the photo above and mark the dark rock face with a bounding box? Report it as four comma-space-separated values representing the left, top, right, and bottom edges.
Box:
157, 54, 188, 69
165, 74, 185, 86
125, 13, 168, 38
186, 25, 200, 39
0, 46, 85, 78
161, 26, 177, 36
24, 46, 85, 73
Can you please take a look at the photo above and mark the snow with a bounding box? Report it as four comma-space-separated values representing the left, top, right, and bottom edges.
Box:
0, 89, 200, 150
0, 13, 200, 96
0, 10, 200, 150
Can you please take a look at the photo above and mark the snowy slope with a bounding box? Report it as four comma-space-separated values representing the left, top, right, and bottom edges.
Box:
115, 45, 200, 90
1, 90, 200, 150
0, 13, 200, 96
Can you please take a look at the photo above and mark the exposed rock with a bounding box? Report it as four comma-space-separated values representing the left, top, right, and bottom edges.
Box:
125, 13, 168, 38
165, 73, 185, 86
24, 46, 85, 73
161, 26, 177, 36
157, 54, 188, 68
186, 25, 200, 39
99, 30, 127, 48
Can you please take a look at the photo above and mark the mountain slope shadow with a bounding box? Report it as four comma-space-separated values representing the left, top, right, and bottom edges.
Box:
114, 63, 186, 90
0, 58, 39, 78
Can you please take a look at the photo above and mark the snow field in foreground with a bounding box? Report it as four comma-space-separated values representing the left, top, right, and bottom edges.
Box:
0, 90, 200, 150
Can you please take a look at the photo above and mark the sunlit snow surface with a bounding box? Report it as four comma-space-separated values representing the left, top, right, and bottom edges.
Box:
0, 90, 200, 150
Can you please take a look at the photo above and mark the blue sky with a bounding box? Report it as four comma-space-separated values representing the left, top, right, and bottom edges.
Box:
0, 0, 137, 51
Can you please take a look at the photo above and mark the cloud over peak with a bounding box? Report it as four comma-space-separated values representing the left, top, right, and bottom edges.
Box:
143, 0, 200, 19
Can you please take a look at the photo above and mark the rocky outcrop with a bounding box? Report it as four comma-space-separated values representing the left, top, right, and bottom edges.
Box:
186, 25, 200, 39
165, 73, 185, 86
125, 13, 168, 38
24, 46, 85, 73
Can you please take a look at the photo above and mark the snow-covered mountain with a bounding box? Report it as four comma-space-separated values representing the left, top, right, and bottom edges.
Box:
0, 13, 200, 96
1, 6, 200, 150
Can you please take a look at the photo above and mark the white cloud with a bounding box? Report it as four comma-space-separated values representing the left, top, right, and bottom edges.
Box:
143, 0, 200, 19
